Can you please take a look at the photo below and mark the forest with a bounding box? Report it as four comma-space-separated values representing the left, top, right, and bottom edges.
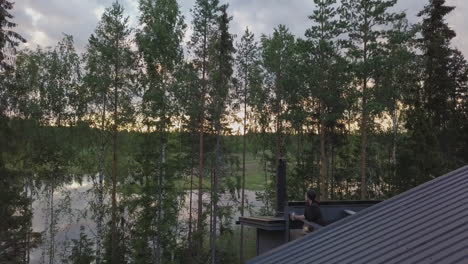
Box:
1, 0, 467, 263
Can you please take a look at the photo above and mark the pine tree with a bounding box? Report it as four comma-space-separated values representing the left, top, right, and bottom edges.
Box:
260, 25, 297, 205
418, 0, 456, 130
83, 39, 108, 264
404, 0, 468, 185
341, 0, 404, 199
173, 61, 201, 256
448, 50, 468, 165
235, 27, 261, 264
85, 2, 136, 262
375, 18, 418, 194
0, 160, 34, 263
0, 0, 26, 71
261, 25, 297, 164
303, 0, 348, 199
206, 5, 235, 263
135, 0, 185, 261
189, 0, 220, 258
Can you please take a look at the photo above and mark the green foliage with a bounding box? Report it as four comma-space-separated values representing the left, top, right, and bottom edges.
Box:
259, 25, 298, 156
0, 152, 35, 264
137, 0, 186, 125
0, 0, 26, 71
402, 0, 468, 186
87, 1, 137, 126
1, 0, 468, 263
340, 0, 405, 199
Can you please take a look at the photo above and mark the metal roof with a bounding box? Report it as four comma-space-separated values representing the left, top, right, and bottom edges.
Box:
249, 165, 468, 264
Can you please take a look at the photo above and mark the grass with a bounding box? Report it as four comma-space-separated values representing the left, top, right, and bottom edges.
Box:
177, 153, 269, 191
243, 153, 268, 190
207, 225, 258, 264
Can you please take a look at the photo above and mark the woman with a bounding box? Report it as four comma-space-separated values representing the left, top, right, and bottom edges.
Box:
290, 189, 325, 232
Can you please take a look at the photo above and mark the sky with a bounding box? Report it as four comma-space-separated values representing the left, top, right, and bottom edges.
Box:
10, 0, 468, 57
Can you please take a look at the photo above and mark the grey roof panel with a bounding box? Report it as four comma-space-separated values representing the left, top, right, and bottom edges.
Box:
249, 166, 468, 264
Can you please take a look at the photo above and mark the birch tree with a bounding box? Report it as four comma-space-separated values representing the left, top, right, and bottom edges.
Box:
135, 0, 185, 262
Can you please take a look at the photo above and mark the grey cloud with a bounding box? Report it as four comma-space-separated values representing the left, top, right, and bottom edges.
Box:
220, 0, 316, 38
448, 0, 468, 57
12, 0, 138, 51
8, 0, 468, 57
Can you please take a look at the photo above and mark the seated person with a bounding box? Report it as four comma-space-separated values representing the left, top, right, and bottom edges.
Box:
290, 189, 325, 232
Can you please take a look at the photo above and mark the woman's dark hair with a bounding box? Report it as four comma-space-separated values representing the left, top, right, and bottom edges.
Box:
307, 189, 317, 203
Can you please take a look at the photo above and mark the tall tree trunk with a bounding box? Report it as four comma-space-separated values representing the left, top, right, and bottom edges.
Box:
197, 27, 208, 258
318, 11, 329, 201
319, 105, 328, 200
240, 83, 247, 264
111, 74, 119, 264
48, 180, 55, 264
330, 144, 335, 200
96, 91, 106, 264
275, 72, 284, 164
197, 93, 205, 260
49, 120, 61, 264
360, 80, 368, 200
391, 106, 398, 193
26, 181, 33, 264
360, 19, 369, 200
156, 129, 166, 264
188, 153, 194, 255
211, 129, 221, 264
208, 167, 213, 261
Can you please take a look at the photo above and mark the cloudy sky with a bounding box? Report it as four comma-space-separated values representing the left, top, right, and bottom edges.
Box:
10, 0, 468, 56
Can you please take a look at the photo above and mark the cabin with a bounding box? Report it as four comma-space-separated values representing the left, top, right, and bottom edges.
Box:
246, 165, 468, 264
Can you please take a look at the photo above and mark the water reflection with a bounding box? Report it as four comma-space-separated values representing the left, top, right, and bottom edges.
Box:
0, 171, 39, 263
28, 178, 263, 263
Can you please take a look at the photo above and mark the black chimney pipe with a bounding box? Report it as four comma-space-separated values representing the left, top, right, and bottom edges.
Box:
276, 158, 287, 216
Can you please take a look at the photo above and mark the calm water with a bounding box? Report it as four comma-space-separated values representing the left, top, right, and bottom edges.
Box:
29, 178, 264, 263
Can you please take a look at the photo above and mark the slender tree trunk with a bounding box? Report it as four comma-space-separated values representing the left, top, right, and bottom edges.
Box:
197, 24, 208, 259
156, 128, 166, 264
197, 106, 205, 262
210, 169, 216, 264
330, 144, 335, 199
318, 9, 329, 201
319, 106, 328, 200
111, 71, 119, 264
392, 106, 398, 193
208, 167, 213, 261
188, 153, 194, 255
360, 80, 368, 200
48, 180, 55, 264
26, 181, 33, 264
275, 71, 284, 164
156, 78, 169, 263
240, 82, 247, 264
360, 17, 369, 200
96, 91, 106, 264
211, 128, 221, 264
